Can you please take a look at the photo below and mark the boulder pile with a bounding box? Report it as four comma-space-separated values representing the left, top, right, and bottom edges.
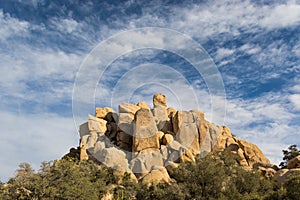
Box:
78, 93, 271, 185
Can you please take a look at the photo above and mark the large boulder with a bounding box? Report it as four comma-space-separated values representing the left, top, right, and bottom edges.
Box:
200, 123, 221, 154
130, 150, 164, 177
236, 139, 270, 167
88, 114, 107, 134
132, 108, 160, 152
173, 111, 200, 155
94, 147, 130, 172
118, 103, 141, 136
287, 155, 300, 169
142, 167, 172, 185
118, 113, 134, 135
152, 104, 171, 131
84, 131, 98, 150
152, 93, 172, 132
119, 103, 141, 115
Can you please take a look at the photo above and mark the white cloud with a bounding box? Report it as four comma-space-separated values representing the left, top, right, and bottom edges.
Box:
223, 91, 300, 165
239, 44, 261, 55
215, 48, 235, 60
289, 94, 300, 110
0, 111, 78, 182
259, 3, 300, 29
0, 10, 30, 41
0, 44, 83, 104
50, 18, 79, 34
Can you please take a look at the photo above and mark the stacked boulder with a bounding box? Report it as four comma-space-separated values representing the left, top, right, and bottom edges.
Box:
78, 93, 271, 185
273, 155, 300, 186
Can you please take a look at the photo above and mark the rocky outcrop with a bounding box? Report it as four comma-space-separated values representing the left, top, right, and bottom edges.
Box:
78, 93, 272, 185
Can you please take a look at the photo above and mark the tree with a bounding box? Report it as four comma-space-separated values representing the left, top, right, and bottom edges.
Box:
279, 145, 300, 168
284, 172, 300, 200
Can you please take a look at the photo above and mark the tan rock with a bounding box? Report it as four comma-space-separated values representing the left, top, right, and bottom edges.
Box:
95, 107, 117, 122
95, 147, 130, 173
80, 146, 89, 161
152, 104, 172, 132
160, 145, 170, 161
253, 162, 279, 171
257, 166, 276, 179
287, 155, 300, 169
180, 148, 196, 163
119, 103, 140, 115
153, 93, 167, 107
237, 148, 249, 166
173, 111, 200, 155
156, 131, 164, 143
93, 141, 106, 154
200, 123, 221, 154
88, 114, 107, 134
190, 109, 205, 120
237, 139, 270, 167
165, 161, 180, 173
137, 101, 150, 110
85, 131, 98, 150
130, 150, 163, 177
167, 107, 176, 118
142, 167, 171, 185
132, 108, 160, 152
198, 119, 209, 147
162, 134, 174, 145
101, 192, 114, 200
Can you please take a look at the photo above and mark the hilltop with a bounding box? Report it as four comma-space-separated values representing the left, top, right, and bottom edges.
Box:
1, 93, 300, 199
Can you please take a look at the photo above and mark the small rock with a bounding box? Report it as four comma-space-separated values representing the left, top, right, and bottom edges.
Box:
162, 134, 174, 145
153, 93, 167, 107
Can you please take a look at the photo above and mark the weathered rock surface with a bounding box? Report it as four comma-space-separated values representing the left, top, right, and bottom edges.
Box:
153, 93, 167, 107
142, 167, 171, 185
88, 114, 107, 134
95, 147, 130, 172
95, 107, 117, 122
119, 103, 141, 115
130, 150, 164, 177
287, 155, 300, 169
137, 101, 150, 110
132, 108, 160, 152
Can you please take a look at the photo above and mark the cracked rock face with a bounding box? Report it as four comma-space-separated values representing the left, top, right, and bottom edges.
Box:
78, 93, 271, 184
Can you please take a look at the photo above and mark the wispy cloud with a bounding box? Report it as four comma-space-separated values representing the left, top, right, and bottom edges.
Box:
0, 111, 78, 182
0, 10, 30, 41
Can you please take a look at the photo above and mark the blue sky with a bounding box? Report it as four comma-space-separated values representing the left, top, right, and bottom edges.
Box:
0, 0, 300, 181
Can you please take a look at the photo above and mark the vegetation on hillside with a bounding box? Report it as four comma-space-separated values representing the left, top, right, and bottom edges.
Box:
1, 146, 300, 199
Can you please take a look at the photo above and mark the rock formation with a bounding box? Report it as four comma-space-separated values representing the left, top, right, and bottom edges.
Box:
78, 93, 272, 185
